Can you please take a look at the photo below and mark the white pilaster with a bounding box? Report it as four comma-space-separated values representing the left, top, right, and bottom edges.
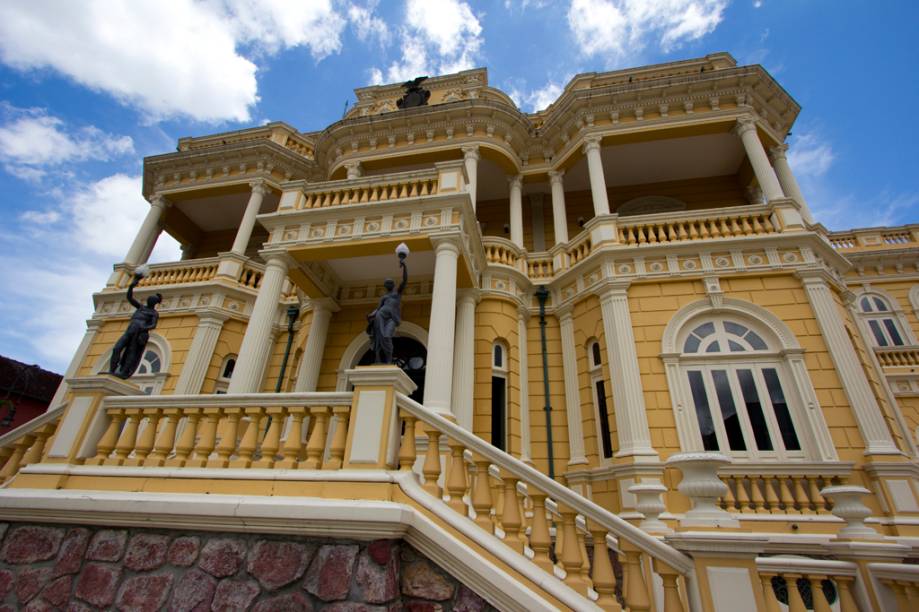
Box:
462, 145, 480, 211
597, 281, 658, 459
734, 118, 784, 202
295, 299, 336, 392
769, 144, 815, 224
548, 170, 569, 245
508, 174, 524, 248
173, 312, 228, 394
517, 306, 532, 463
344, 161, 362, 179
423, 239, 461, 415
582, 136, 611, 217
48, 319, 103, 410
558, 306, 588, 465
231, 181, 269, 256
228, 254, 289, 393
451, 290, 477, 430
799, 272, 899, 455
124, 195, 169, 266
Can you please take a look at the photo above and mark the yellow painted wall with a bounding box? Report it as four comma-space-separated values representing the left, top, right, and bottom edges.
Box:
201, 318, 247, 393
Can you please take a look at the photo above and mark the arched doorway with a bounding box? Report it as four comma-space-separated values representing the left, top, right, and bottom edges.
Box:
356, 337, 427, 403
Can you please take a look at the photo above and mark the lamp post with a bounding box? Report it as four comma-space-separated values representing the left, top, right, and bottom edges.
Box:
275, 305, 300, 393
535, 286, 555, 479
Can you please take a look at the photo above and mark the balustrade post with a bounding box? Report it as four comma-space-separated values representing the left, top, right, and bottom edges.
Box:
126, 410, 161, 466
0, 435, 35, 480
559, 509, 590, 596
528, 493, 553, 572
422, 429, 443, 498
110, 409, 141, 465
188, 410, 219, 467
445, 441, 469, 515
326, 406, 349, 470
208, 409, 241, 468
166, 412, 200, 467
398, 413, 417, 471
622, 544, 651, 612
759, 574, 781, 612
253, 407, 284, 468
230, 408, 264, 468
653, 559, 684, 612
786, 575, 806, 612
277, 407, 305, 469
304, 406, 330, 469
471, 459, 494, 532
589, 525, 620, 611
500, 476, 524, 553
21, 425, 54, 468
809, 576, 832, 612
147, 409, 180, 466
836, 576, 859, 612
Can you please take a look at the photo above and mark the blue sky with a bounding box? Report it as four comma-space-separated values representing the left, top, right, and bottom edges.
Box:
0, 0, 917, 374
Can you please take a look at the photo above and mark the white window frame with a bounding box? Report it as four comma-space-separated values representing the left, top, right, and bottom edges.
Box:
214, 354, 237, 394
661, 298, 838, 462
587, 339, 615, 461
491, 340, 509, 452
855, 290, 913, 348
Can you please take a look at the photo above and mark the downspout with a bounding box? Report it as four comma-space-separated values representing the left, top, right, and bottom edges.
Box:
275, 305, 300, 393
535, 286, 555, 479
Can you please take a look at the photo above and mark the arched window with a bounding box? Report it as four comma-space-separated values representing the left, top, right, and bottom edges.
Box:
857, 294, 906, 347
95, 336, 169, 395
588, 340, 614, 459
491, 341, 509, 451
215, 355, 237, 394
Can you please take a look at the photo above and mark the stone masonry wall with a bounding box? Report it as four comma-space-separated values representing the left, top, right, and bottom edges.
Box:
0, 522, 496, 612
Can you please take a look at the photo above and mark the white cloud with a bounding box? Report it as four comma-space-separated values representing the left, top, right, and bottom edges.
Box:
787, 132, 834, 178
376, 0, 483, 84
508, 80, 567, 112
348, 1, 391, 47
0, 106, 134, 179
1, 174, 180, 370
567, 0, 728, 65
0, 0, 348, 123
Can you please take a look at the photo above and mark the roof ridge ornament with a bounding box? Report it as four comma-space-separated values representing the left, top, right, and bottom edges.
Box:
397, 76, 431, 109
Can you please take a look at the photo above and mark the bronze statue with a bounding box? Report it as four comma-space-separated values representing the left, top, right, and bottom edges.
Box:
109, 271, 162, 379
397, 76, 430, 109
366, 245, 409, 364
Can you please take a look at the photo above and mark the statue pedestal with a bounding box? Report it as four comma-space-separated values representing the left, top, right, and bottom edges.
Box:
46, 375, 141, 464
342, 366, 417, 470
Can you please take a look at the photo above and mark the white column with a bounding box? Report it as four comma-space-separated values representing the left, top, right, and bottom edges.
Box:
516, 308, 532, 462
582, 136, 611, 217
451, 290, 477, 430
770, 144, 815, 224
462, 145, 480, 210
734, 117, 784, 202
344, 161, 362, 179
228, 254, 289, 393
558, 306, 587, 465
295, 299, 336, 392
548, 170, 569, 245
597, 281, 657, 459
48, 319, 102, 409
124, 195, 169, 266
799, 272, 899, 455
173, 312, 227, 394
423, 239, 460, 415
231, 181, 269, 256
508, 174, 524, 248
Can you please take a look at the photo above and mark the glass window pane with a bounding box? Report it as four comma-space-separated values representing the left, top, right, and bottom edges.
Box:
712, 370, 747, 451
873, 297, 888, 311
728, 340, 745, 352
746, 331, 768, 351
737, 369, 773, 451
763, 368, 801, 451
493, 344, 503, 368
694, 322, 715, 338
688, 371, 719, 451
596, 380, 613, 459
592, 342, 602, 367
491, 376, 506, 451
724, 321, 748, 336
684, 335, 701, 353
705, 340, 722, 353
883, 319, 904, 346
868, 320, 889, 346
860, 297, 873, 312
223, 358, 236, 379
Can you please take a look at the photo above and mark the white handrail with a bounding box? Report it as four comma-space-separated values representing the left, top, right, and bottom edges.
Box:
394, 393, 694, 574
105, 391, 353, 410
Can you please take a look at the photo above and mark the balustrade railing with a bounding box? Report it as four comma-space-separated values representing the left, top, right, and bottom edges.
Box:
297, 169, 439, 210
719, 471, 846, 515
0, 408, 62, 484
395, 393, 693, 612
132, 257, 221, 288
237, 263, 264, 290
527, 256, 554, 280
875, 346, 919, 368
90, 393, 352, 470
870, 563, 919, 612
756, 557, 860, 612
618, 208, 777, 246
482, 238, 522, 270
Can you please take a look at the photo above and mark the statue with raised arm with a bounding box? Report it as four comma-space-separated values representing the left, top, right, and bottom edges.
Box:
109, 268, 162, 379
366, 244, 410, 364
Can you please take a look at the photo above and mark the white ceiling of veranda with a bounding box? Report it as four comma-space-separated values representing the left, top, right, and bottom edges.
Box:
175, 190, 280, 233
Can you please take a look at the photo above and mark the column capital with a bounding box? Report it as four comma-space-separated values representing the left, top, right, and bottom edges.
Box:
456, 288, 480, 305
196, 309, 230, 327
261, 250, 292, 271
431, 235, 463, 257
461, 144, 480, 160
148, 193, 170, 209
768, 143, 789, 161
85, 318, 105, 332
507, 174, 523, 189
249, 179, 270, 197
582, 135, 602, 154
548, 169, 565, 184
516, 303, 531, 320
733, 116, 758, 137
594, 278, 632, 300
555, 303, 575, 321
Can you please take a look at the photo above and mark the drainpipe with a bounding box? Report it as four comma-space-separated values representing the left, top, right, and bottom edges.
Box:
535, 286, 555, 480
275, 305, 300, 393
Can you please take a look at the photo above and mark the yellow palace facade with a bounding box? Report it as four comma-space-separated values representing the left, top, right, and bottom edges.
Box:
0, 53, 918, 611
